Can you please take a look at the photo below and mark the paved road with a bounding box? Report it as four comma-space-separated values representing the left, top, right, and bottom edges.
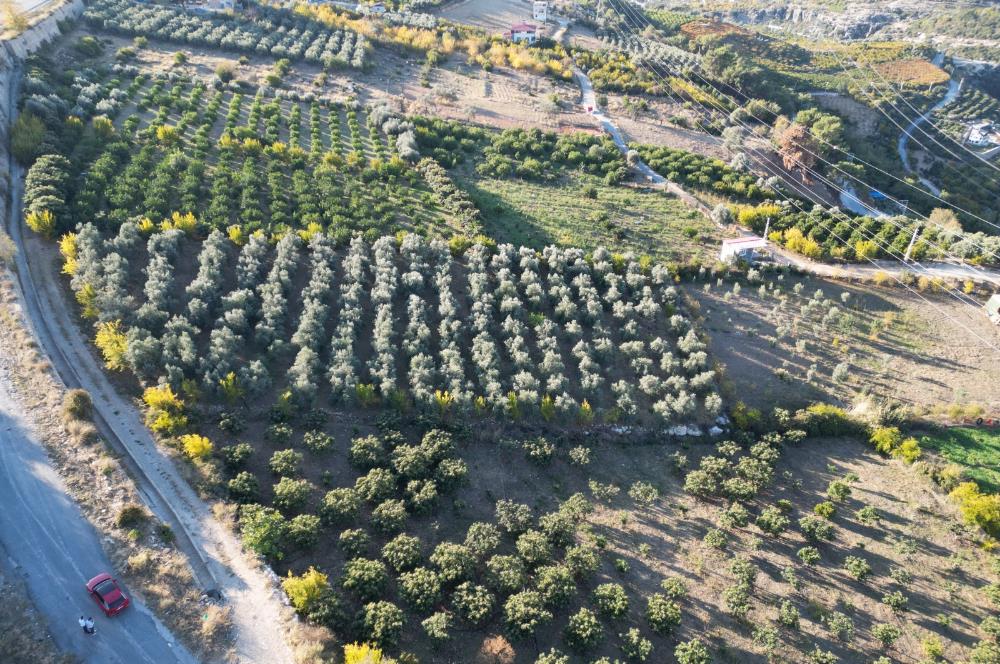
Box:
573, 66, 710, 214
0, 371, 197, 664
897, 53, 962, 197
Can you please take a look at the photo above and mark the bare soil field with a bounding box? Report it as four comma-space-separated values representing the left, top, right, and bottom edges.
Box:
689, 272, 1000, 414
435, 0, 543, 34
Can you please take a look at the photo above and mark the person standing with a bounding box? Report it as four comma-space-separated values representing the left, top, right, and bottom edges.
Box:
78, 616, 87, 634
84, 616, 96, 635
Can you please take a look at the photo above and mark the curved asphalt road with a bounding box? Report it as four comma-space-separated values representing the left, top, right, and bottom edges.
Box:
0, 377, 197, 664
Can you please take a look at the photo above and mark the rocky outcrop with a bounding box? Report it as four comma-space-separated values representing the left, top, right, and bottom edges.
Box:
710, 3, 901, 41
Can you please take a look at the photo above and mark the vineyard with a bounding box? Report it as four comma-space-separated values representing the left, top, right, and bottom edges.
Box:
871, 58, 950, 87
65, 228, 721, 427
84, 0, 369, 68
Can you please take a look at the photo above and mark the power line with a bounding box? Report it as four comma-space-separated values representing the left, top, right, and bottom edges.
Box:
591, 7, 1000, 351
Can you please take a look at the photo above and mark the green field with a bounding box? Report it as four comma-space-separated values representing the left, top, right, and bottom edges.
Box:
919, 427, 1000, 493
461, 175, 720, 264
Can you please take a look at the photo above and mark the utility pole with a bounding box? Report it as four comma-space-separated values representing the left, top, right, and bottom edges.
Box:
903, 222, 921, 263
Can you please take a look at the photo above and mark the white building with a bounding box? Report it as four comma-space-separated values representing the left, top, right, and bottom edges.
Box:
966, 120, 997, 147
719, 236, 768, 263
505, 23, 539, 44
533, 1, 548, 22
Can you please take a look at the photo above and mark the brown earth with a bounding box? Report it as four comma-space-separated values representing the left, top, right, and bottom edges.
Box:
689, 272, 1000, 415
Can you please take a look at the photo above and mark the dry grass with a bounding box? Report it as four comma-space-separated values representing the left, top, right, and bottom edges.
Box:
873, 58, 950, 85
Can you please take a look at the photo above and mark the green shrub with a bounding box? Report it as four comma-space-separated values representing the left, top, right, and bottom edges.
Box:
391, 443, 432, 479
430, 542, 475, 584
355, 468, 397, 503
516, 530, 553, 567
675, 638, 711, 664
399, 567, 443, 611
794, 403, 859, 436
703, 528, 727, 549
382, 533, 422, 572
464, 522, 502, 558
496, 499, 533, 534
487, 554, 527, 593
452, 581, 494, 625
536, 564, 575, 607
422, 611, 450, 644
843, 556, 872, 582
564, 607, 603, 652
593, 583, 629, 618
342, 558, 388, 601
350, 435, 387, 468
564, 545, 600, 580
535, 648, 570, 664
645, 593, 681, 634
319, 487, 360, 524
222, 442, 253, 468
362, 600, 404, 648
872, 623, 902, 647
504, 590, 552, 638
288, 514, 321, 548
799, 515, 834, 541
303, 430, 335, 454
269, 449, 302, 476
777, 600, 799, 629
371, 499, 408, 533
239, 504, 288, 560
813, 501, 836, 519
523, 436, 556, 464
797, 546, 821, 565
824, 611, 853, 641
756, 506, 790, 534
881, 590, 909, 613
228, 471, 260, 503
660, 576, 688, 599
619, 627, 653, 661
272, 477, 313, 511
405, 478, 439, 514
338, 528, 371, 557
854, 505, 882, 526
719, 502, 750, 529
826, 480, 851, 502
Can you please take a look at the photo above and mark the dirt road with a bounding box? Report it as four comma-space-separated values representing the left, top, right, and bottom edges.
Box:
0, 364, 197, 664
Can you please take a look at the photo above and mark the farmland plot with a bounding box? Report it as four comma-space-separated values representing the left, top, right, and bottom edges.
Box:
64, 230, 721, 427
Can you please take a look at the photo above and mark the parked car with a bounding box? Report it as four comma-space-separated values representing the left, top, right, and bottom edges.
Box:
86, 573, 130, 617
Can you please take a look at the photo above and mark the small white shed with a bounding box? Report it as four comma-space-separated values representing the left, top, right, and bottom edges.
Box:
719, 236, 767, 263
986, 293, 1000, 325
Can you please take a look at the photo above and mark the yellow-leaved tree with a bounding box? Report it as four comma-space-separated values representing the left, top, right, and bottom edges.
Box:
343, 643, 385, 664
179, 433, 213, 460
94, 320, 128, 371
26, 209, 56, 238
282, 567, 329, 613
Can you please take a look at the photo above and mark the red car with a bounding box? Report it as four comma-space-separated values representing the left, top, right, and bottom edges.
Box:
86, 573, 130, 617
